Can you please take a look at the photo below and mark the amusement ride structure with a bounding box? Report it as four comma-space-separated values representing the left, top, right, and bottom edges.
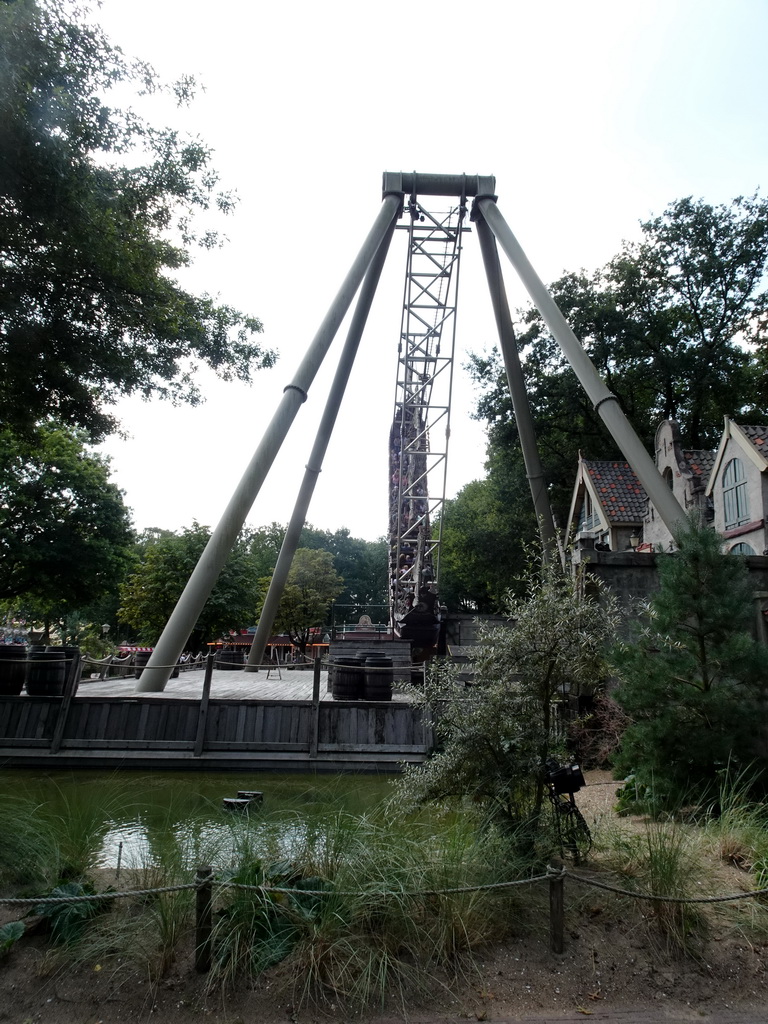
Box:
135, 172, 687, 692
388, 194, 464, 648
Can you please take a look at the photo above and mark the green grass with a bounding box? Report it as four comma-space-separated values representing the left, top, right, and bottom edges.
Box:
206, 806, 534, 1008
4, 774, 768, 1014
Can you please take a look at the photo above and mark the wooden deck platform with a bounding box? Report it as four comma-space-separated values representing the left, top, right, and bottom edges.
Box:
0, 666, 432, 774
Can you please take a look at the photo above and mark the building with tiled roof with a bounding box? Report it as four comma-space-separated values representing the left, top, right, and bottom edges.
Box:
567, 457, 646, 551
706, 418, 768, 555
683, 449, 716, 484
643, 421, 714, 551
568, 420, 718, 553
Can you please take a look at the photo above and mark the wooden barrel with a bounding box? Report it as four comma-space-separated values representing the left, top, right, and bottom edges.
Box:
363, 655, 393, 701
26, 649, 66, 696
0, 646, 26, 696
134, 651, 152, 679
332, 656, 362, 700
217, 648, 244, 670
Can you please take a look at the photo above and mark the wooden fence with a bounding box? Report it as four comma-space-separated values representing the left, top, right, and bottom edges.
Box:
0, 662, 431, 772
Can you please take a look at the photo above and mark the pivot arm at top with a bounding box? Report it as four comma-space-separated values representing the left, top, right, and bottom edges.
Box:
382, 171, 495, 199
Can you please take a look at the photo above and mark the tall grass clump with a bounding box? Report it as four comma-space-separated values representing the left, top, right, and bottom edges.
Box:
0, 795, 60, 890
699, 764, 768, 925
603, 816, 706, 953
110, 799, 238, 976
208, 805, 533, 1011
0, 775, 140, 890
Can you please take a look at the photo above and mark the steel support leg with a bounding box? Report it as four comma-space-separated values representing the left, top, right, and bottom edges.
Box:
473, 197, 687, 537
136, 194, 402, 692
474, 215, 558, 561
245, 215, 397, 671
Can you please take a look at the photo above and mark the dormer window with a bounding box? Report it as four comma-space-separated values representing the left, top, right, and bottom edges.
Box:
579, 490, 600, 532
722, 457, 749, 529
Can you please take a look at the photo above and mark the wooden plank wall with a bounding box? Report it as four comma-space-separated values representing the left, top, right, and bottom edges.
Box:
0, 695, 430, 762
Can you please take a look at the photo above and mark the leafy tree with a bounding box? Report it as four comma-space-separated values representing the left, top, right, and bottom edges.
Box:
118, 523, 260, 648
400, 557, 618, 853
0, 0, 275, 439
469, 193, 768, 565
261, 548, 344, 655
318, 529, 387, 616
612, 517, 768, 809
439, 467, 538, 613
249, 524, 387, 622
0, 421, 133, 639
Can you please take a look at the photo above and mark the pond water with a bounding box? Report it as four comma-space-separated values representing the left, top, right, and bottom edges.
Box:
0, 768, 397, 871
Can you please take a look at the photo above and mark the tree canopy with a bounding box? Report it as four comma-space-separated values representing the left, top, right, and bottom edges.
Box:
0, 0, 276, 439
118, 523, 260, 648
459, 194, 768, 597
251, 523, 387, 618
260, 548, 344, 654
0, 421, 133, 632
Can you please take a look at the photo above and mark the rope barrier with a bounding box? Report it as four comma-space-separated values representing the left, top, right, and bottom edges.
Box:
219, 872, 553, 899
0, 882, 199, 907
3, 865, 765, 908
566, 870, 768, 904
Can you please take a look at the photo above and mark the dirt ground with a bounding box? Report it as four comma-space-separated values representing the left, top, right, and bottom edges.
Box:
1, 772, 767, 1024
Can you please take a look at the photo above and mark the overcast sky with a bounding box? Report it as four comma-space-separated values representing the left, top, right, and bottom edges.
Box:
93, 0, 768, 542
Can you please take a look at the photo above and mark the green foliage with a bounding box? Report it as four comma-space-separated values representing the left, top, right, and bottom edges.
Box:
469, 193, 768, 562
262, 547, 344, 653
0, 795, 60, 889
613, 517, 768, 808
318, 528, 387, 612
0, 421, 133, 630
704, 764, 768, 890
212, 858, 333, 984
118, 522, 383, 648
0, 0, 275, 440
118, 522, 260, 646
605, 821, 706, 952
0, 920, 24, 957
400, 557, 618, 853
208, 809, 527, 1009
33, 880, 111, 945
438, 472, 537, 611
258, 524, 388, 614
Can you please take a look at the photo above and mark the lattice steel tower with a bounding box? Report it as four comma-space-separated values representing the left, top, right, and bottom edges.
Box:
389, 194, 466, 640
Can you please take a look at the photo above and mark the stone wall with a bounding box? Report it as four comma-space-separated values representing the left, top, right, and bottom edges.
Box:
574, 548, 768, 640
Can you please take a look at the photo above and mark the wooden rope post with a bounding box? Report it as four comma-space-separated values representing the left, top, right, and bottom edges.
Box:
50, 650, 82, 754
309, 656, 321, 758
549, 860, 565, 954
195, 865, 214, 972
193, 652, 215, 757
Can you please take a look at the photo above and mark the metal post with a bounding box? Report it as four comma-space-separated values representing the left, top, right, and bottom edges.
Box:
246, 215, 397, 671
195, 865, 214, 972
473, 197, 687, 538
136, 194, 402, 692
474, 215, 557, 560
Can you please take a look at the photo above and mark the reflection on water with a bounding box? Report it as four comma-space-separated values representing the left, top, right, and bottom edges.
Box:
0, 768, 395, 870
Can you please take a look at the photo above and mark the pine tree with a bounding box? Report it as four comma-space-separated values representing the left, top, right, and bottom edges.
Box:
613, 517, 768, 807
